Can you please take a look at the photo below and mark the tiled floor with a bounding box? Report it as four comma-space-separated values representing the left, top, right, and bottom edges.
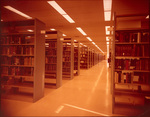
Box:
1, 60, 122, 116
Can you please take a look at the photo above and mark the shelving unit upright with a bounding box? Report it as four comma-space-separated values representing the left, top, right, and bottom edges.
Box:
45, 31, 63, 88
62, 38, 74, 79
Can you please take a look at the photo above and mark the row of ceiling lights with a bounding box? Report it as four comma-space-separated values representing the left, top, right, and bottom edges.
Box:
2, 1, 104, 54
2, 0, 114, 55
47, 1, 105, 54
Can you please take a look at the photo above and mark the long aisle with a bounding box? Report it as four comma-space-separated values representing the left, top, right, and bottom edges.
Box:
1, 60, 119, 116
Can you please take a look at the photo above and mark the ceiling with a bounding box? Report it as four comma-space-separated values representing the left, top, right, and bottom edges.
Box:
1, 0, 149, 53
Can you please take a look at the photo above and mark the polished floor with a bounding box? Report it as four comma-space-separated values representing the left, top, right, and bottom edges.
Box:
1, 60, 122, 116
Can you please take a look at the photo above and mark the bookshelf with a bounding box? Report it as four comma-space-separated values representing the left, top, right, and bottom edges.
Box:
1, 19, 45, 102
62, 38, 74, 79
92, 50, 95, 66
89, 48, 92, 68
80, 46, 89, 69
89, 49, 92, 68
74, 41, 80, 76
112, 14, 150, 115
45, 31, 63, 88
94, 52, 101, 65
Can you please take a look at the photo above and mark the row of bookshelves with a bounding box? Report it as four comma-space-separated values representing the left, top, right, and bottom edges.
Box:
45, 57, 57, 63
45, 49, 56, 55
2, 56, 34, 66
112, 14, 150, 115
63, 51, 71, 56
115, 31, 149, 43
0, 19, 102, 103
63, 46, 71, 51
62, 38, 74, 79
2, 45, 34, 55
115, 58, 150, 71
63, 62, 71, 68
1, 34, 34, 44
45, 31, 62, 88
80, 47, 103, 69
63, 68, 71, 73
45, 41, 57, 48
1, 76, 33, 86
115, 72, 150, 84
45, 64, 56, 71
1, 66, 34, 76
115, 44, 149, 57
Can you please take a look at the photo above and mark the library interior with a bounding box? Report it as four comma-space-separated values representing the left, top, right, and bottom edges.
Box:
0, 0, 150, 116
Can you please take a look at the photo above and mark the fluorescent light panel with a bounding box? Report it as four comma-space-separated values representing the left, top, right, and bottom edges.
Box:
80, 43, 83, 45
103, 0, 112, 21
76, 27, 87, 36
27, 29, 33, 32
92, 42, 96, 45
4, 6, 32, 19
47, 1, 66, 15
104, 11, 111, 21
50, 28, 55, 31
63, 34, 66, 36
106, 37, 109, 41
86, 37, 92, 41
67, 43, 71, 45
105, 26, 110, 35
103, 0, 112, 11
47, 1, 75, 23
62, 14, 75, 23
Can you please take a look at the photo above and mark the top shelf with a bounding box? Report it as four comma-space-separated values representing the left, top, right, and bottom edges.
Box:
1, 32, 34, 35
115, 28, 149, 32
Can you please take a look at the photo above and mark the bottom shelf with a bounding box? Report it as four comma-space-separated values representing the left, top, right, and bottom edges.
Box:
1, 86, 33, 102
113, 93, 150, 116
113, 103, 150, 116
45, 78, 57, 88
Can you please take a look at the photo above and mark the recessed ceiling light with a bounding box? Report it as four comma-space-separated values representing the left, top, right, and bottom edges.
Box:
47, 1, 75, 23
74, 40, 77, 42
76, 27, 87, 36
4, 6, 32, 19
1, 19, 3, 21
45, 35, 48, 37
